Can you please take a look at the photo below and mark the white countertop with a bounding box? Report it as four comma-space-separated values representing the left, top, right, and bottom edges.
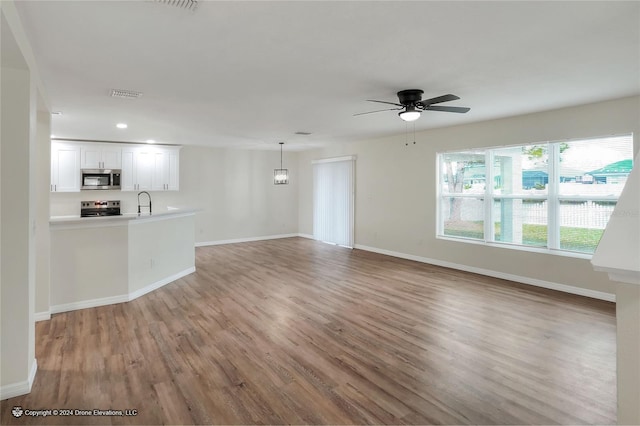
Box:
50, 207, 197, 227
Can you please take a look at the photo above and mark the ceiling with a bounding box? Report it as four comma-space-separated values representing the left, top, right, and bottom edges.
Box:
15, 1, 640, 151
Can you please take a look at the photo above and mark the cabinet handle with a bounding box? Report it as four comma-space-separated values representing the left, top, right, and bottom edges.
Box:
54, 185, 57, 191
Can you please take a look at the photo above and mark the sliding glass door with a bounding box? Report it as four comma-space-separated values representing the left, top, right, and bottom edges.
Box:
313, 156, 355, 248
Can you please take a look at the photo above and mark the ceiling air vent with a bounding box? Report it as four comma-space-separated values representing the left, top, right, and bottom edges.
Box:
295, 131, 312, 136
155, 0, 198, 12
110, 89, 143, 99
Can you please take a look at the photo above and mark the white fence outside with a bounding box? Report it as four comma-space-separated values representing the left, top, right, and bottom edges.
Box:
442, 198, 615, 230
517, 201, 615, 229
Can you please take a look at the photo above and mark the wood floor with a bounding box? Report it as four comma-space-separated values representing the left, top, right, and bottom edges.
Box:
1, 237, 616, 425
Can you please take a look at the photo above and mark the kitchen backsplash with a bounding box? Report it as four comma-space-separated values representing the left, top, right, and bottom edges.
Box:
50, 190, 184, 217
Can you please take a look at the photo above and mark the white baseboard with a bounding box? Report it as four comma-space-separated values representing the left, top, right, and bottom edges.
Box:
34, 311, 51, 322
50, 294, 129, 315
354, 244, 616, 302
297, 233, 314, 239
49, 266, 197, 315
196, 233, 299, 247
128, 267, 196, 301
1, 359, 37, 400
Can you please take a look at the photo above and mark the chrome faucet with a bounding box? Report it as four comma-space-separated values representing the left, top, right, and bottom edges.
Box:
137, 191, 152, 215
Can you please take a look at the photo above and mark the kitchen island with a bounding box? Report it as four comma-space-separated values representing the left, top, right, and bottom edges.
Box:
49, 208, 196, 314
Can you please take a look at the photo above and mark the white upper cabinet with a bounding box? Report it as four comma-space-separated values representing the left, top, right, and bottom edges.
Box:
134, 148, 155, 191
51, 142, 81, 192
52, 141, 180, 193
165, 148, 180, 191
120, 148, 136, 191
120, 146, 180, 192
80, 143, 122, 169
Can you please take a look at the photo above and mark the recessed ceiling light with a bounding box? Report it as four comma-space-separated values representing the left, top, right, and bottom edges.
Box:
146, 139, 155, 144
116, 123, 128, 129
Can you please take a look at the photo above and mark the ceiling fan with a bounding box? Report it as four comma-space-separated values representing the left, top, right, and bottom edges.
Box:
355, 89, 470, 122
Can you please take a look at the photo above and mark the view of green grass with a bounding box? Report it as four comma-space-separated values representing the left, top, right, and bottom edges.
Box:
444, 221, 604, 253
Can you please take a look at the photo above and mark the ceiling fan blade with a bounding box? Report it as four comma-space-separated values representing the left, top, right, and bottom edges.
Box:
366, 99, 403, 107
423, 105, 470, 114
353, 108, 403, 116
418, 94, 460, 107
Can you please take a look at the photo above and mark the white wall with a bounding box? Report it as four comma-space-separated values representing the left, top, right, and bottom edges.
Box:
35, 110, 50, 317
128, 215, 195, 294
50, 145, 299, 244
50, 224, 129, 307
0, 4, 37, 398
616, 283, 640, 425
298, 96, 640, 296
181, 146, 298, 243
0, 56, 33, 398
49, 213, 195, 311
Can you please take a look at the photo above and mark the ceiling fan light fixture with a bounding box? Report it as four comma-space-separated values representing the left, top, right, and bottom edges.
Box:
399, 109, 421, 122
357, 90, 469, 121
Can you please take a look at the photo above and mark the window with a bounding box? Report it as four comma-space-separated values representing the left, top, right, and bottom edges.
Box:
437, 134, 633, 255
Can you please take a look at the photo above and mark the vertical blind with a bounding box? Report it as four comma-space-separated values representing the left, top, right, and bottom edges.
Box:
313, 156, 355, 248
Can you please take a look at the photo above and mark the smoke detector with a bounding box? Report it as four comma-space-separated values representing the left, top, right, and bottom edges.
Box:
155, 0, 198, 12
110, 89, 143, 99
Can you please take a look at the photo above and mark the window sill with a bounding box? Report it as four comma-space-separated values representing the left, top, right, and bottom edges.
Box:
435, 235, 593, 260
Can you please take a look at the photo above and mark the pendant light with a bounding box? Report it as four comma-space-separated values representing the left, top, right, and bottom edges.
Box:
274, 142, 289, 185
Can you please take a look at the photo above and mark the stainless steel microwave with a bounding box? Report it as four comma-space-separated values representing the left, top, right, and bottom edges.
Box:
81, 169, 121, 190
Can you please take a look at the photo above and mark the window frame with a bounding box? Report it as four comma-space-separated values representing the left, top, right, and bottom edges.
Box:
436, 134, 632, 257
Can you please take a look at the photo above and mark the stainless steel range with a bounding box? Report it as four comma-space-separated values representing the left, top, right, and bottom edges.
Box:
80, 200, 122, 217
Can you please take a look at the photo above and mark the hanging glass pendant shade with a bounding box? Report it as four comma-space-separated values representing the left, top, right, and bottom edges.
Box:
274, 142, 289, 185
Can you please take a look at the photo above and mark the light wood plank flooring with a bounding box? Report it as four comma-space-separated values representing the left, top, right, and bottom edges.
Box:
1, 237, 616, 424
